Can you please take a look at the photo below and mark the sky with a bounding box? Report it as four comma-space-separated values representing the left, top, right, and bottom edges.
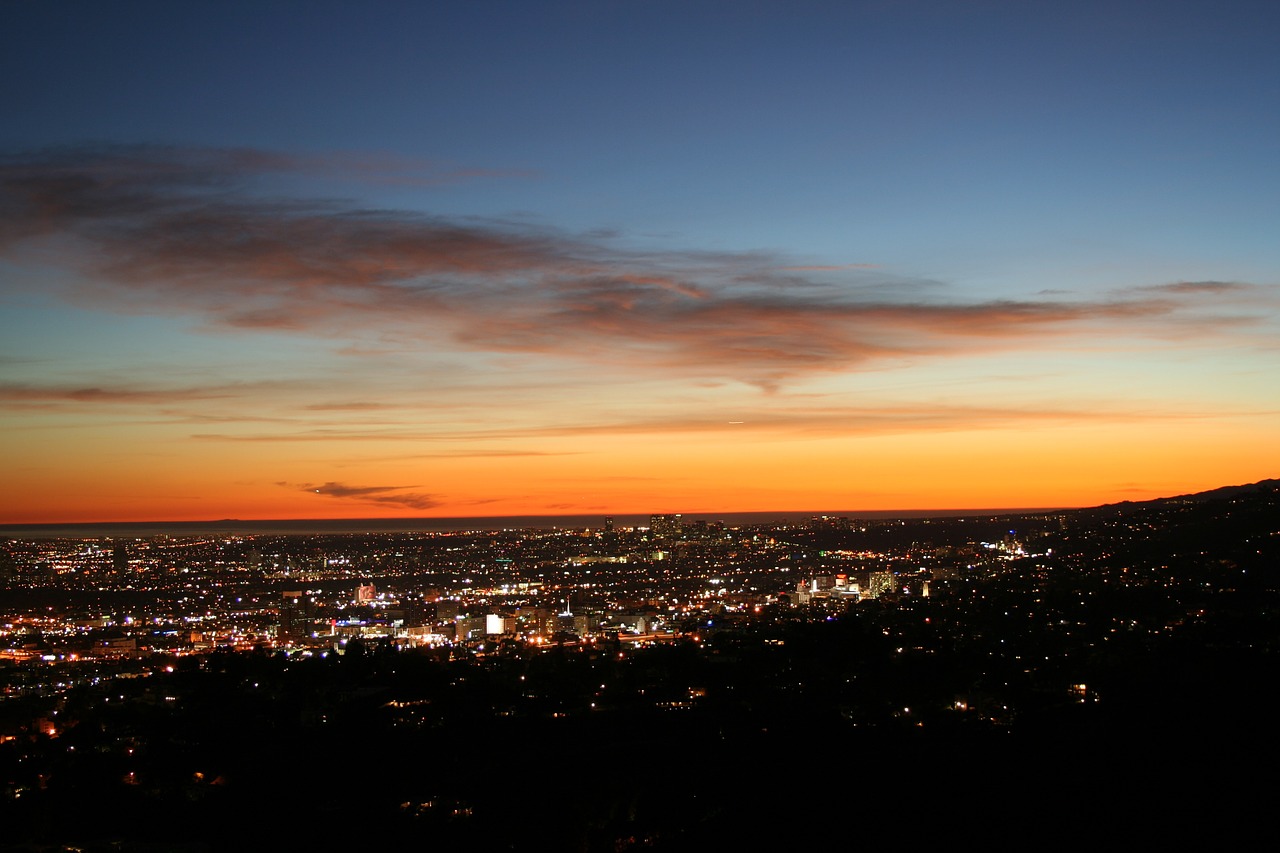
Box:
1, 0, 1278, 523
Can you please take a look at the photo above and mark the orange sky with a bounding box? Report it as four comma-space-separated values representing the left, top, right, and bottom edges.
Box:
3, 6, 1279, 522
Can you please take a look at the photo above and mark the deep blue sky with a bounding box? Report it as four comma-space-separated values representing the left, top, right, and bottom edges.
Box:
8, 0, 1277, 280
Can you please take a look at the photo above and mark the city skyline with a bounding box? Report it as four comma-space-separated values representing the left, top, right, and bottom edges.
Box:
3, 1, 1279, 523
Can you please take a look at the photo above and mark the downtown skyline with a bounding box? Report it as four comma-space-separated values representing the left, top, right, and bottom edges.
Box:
2, 0, 1278, 523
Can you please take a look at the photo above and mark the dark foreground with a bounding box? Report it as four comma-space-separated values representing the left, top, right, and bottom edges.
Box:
3, 480, 1277, 850
1, 628, 1274, 852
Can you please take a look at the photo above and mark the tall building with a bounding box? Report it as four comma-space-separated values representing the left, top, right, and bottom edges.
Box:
112, 540, 130, 574
279, 590, 315, 641
0, 544, 15, 583
867, 572, 895, 599
649, 514, 682, 539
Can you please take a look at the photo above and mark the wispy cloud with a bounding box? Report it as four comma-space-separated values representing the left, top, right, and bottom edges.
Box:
289, 481, 440, 511
2, 144, 1270, 390
1135, 280, 1253, 295
302, 401, 404, 412
0, 382, 236, 405
187, 399, 1260, 445
775, 263, 880, 271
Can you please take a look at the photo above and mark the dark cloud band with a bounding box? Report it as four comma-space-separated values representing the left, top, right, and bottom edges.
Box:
1, 144, 1266, 390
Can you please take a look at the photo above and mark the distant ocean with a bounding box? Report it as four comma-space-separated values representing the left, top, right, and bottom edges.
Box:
0, 508, 1068, 538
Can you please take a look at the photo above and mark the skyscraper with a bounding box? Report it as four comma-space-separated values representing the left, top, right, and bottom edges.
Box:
279, 590, 315, 641
649, 514, 682, 540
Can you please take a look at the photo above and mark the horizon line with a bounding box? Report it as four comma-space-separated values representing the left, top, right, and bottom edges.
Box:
0, 506, 1079, 537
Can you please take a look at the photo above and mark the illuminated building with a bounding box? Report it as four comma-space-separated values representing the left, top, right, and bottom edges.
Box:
279, 590, 315, 641
649, 514, 682, 539
867, 572, 895, 599
456, 614, 487, 641
112, 540, 130, 574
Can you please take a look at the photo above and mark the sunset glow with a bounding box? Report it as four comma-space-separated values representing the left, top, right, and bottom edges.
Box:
2, 2, 1277, 523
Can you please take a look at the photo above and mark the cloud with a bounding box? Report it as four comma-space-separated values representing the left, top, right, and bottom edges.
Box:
2, 144, 1269, 390
293, 481, 440, 511
0, 382, 236, 405
1137, 280, 1252, 295
775, 263, 880, 271
189, 399, 1254, 445
400, 449, 579, 458
302, 401, 402, 412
